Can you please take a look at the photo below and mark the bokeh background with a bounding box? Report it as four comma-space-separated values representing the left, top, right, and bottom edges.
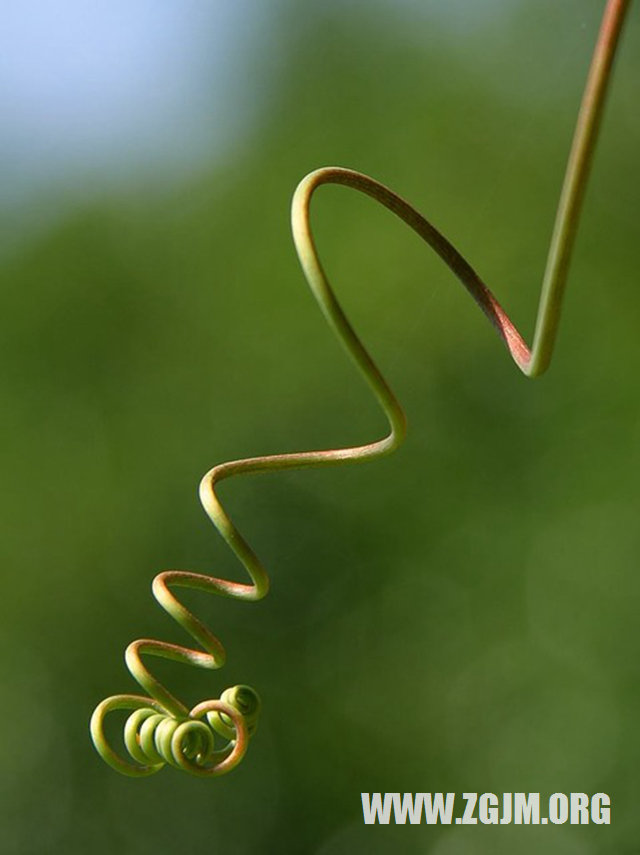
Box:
2, 1, 639, 852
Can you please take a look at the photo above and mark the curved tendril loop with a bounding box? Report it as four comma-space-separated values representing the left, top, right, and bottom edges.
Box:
90, 0, 629, 777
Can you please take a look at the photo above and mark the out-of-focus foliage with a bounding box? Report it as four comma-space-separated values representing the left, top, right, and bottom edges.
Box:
1, 2, 639, 853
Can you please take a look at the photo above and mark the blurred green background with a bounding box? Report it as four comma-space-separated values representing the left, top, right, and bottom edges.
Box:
1, 1, 639, 852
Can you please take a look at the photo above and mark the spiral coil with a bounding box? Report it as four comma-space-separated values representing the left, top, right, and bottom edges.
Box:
90, 0, 630, 777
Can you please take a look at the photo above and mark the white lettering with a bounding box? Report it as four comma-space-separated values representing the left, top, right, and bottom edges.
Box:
423, 793, 455, 825
479, 792, 499, 824
460, 792, 478, 824
361, 793, 392, 824
514, 792, 540, 824
591, 793, 611, 825
549, 793, 569, 825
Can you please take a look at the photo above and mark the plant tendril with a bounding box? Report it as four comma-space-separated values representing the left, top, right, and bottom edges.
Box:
90, 0, 630, 777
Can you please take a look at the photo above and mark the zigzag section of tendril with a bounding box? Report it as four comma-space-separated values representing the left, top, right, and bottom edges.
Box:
89, 0, 628, 778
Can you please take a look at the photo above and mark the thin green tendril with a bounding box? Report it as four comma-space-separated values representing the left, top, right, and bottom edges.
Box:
90, 0, 630, 777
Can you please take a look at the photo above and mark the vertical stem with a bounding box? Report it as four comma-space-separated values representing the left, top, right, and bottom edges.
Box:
528, 0, 630, 377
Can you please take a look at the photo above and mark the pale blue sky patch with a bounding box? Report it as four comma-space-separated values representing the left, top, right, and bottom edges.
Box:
0, 1, 271, 208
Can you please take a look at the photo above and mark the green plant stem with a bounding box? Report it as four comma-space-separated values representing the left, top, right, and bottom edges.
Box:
530, 0, 630, 376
